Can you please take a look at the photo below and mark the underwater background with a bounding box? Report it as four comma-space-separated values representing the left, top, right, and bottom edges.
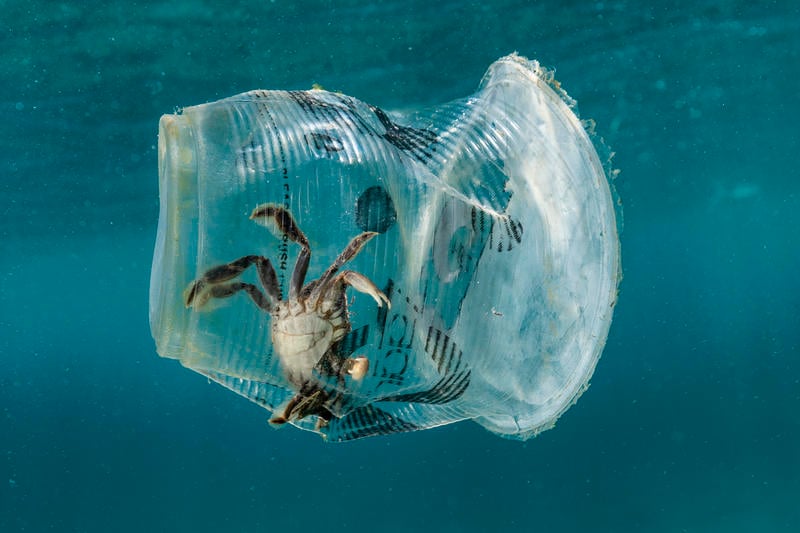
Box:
1, 0, 798, 531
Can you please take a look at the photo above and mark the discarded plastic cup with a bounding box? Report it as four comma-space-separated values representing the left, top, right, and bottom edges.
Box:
150, 54, 621, 442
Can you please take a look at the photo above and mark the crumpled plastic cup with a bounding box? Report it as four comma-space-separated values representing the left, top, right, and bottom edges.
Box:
150, 54, 621, 442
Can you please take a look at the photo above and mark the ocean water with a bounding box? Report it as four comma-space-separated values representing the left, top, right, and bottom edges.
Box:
1, 0, 798, 531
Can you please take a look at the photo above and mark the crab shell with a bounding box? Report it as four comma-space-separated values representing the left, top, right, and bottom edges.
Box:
270, 298, 348, 386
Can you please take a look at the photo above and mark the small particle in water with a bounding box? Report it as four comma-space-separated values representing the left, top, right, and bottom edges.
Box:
15, 102, 24, 110
9, 478, 16, 488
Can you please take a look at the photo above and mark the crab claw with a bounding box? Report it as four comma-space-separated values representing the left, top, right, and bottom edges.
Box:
346, 356, 370, 380
337, 271, 391, 309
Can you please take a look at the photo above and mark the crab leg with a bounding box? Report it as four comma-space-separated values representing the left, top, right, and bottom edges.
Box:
250, 203, 311, 300
201, 281, 274, 311
270, 385, 333, 426
311, 231, 379, 303
184, 254, 280, 310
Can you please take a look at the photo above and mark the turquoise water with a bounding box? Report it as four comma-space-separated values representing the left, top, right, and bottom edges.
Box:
1, 1, 798, 531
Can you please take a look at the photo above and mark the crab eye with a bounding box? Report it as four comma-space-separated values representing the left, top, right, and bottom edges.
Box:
151, 54, 621, 442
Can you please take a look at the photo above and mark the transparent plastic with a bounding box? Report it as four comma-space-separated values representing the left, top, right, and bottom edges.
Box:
150, 54, 621, 442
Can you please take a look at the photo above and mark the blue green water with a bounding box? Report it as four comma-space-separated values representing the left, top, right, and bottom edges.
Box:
1, 1, 799, 531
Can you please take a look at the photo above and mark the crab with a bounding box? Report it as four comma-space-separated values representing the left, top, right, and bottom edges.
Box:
184, 203, 390, 428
